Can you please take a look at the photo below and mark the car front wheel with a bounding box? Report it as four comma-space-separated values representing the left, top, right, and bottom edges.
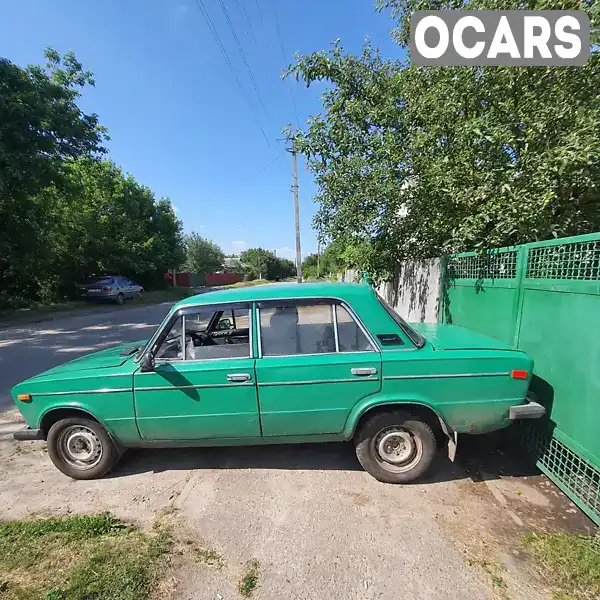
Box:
354, 410, 437, 484
47, 417, 120, 480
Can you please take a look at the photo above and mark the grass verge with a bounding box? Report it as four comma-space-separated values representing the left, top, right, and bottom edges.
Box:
522, 531, 600, 600
217, 279, 271, 289
0, 513, 172, 600
238, 559, 260, 597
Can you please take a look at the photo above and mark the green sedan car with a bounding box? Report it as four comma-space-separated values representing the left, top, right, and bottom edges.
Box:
11, 282, 544, 482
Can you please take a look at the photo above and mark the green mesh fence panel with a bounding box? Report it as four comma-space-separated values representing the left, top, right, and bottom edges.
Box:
447, 250, 518, 280
520, 422, 600, 526
526, 239, 600, 280
445, 232, 600, 526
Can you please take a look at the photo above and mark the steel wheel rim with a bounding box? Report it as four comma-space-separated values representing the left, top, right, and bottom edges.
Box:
371, 426, 423, 473
57, 425, 103, 470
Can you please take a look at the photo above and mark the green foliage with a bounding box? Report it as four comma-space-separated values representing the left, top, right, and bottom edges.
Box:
238, 559, 260, 597
0, 50, 185, 308
302, 239, 370, 278
240, 248, 296, 280
301, 253, 320, 278
522, 531, 600, 599
0, 514, 170, 600
0, 513, 126, 544
286, 0, 600, 280
185, 233, 225, 275
240, 248, 272, 279
268, 256, 296, 280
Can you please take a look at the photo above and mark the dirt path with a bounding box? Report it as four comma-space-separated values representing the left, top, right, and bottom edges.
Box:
1, 407, 593, 600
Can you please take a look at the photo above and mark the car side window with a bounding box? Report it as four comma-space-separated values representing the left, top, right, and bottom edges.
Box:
336, 304, 375, 352
260, 302, 336, 356
155, 316, 183, 360
183, 305, 251, 361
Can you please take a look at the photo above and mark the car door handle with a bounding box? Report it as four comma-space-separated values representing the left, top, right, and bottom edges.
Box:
226, 373, 252, 382
351, 367, 377, 376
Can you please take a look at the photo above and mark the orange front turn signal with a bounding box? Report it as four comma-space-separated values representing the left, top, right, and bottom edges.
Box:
17, 393, 32, 402
511, 370, 529, 380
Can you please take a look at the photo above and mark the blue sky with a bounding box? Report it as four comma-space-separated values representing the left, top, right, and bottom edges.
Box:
1, 0, 402, 260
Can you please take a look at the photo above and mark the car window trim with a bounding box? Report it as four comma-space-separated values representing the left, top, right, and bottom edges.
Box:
332, 302, 340, 352
138, 301, 254, 364
376, 294, 425, 349
256, 297, 379, 359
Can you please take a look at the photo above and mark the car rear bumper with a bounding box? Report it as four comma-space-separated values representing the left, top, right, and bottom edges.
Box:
13, 428, 44, 441
509, 398, 546, 420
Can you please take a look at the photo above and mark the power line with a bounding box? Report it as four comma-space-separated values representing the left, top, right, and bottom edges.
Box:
253, 0, 278, 85
234, 0, 276, 105
193, 0, 280, 165
216, 0, 271, 123
272, 0, 300, 130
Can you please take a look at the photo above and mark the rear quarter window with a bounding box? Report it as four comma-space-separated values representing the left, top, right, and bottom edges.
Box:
376, 294, 425, 348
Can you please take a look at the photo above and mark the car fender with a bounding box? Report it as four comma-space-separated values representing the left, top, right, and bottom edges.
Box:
37, 400, 136, 445
38, 401, 106, 431
342, 392, 451, 439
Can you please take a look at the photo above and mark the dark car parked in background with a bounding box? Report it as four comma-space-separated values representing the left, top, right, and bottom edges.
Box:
79, 276, 143, 304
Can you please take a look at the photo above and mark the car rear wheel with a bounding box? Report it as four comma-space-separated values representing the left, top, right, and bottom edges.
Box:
354, 410, 436, 483
136, 289, 143, 299
47, 417, 120, 480
116, 293, 124, 305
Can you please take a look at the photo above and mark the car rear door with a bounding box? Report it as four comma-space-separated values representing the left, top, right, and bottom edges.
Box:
133, 302, 261, 441
254, 299, 381, 437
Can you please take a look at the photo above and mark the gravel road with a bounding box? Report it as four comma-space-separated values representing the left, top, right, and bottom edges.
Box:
0, 303, 590, 600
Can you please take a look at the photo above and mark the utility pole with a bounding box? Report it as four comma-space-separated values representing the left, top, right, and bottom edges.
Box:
317, 239, 321, 279
290, 148, 302, 283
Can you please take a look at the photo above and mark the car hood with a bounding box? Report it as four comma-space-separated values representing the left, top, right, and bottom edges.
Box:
410, 323, 516, 351
32, 340, 147, 378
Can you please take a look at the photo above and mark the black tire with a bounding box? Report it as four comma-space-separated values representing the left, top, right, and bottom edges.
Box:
354, 410, 437, 484
115, 293, 124, 305
47, 417, 120, 480
137, 289, 144, 299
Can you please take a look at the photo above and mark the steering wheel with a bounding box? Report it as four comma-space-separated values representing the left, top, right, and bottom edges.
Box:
192, 331, 216, 346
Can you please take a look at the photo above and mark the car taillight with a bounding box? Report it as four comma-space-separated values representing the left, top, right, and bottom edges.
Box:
102, 287, 112, 292
511, 369, 529, 380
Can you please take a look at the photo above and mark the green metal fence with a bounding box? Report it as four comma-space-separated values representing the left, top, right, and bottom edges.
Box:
442, 232, 600, 525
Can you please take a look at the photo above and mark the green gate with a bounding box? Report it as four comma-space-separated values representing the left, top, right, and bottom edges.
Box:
443, 232, 600, 525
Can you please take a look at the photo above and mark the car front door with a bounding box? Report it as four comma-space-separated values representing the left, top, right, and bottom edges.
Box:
254, 299, 382, 437
133, 302, 261, 441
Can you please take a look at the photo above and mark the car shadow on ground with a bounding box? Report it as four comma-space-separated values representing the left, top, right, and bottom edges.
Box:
110, 428, 539, 485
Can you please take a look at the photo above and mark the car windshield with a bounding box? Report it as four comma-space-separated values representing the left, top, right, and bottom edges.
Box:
376, 293, 426, 348
135, 308, 175, 361
88, 277, 114, 285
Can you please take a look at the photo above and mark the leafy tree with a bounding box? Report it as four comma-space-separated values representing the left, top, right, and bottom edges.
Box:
0, 48, 107, 306
35, 158, 185, 297
266, 256, 296, 280
240, 248, 273, 280
185, 234, 225, 275
301, 254, 320, 278
0, 50, 186, 307
302, 240, 370, 279
286, 0, 600, 280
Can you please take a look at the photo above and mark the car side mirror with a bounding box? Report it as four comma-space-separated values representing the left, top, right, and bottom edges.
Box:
141, 351, 155, 372
218, 318, 232, 330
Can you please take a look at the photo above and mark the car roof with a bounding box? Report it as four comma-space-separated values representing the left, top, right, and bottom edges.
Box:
174, 282, 373, 309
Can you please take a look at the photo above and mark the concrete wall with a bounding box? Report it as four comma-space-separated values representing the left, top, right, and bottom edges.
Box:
340, 259, 442, 324
377, 259, 442, 323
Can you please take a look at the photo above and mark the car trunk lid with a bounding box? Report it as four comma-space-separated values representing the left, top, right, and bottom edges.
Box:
410, 323, 516, 351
